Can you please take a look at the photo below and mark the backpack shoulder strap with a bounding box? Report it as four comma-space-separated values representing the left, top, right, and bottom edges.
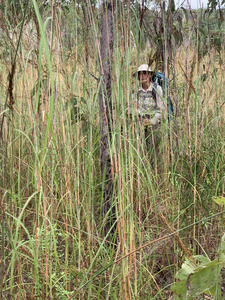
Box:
152, 82, 158, 103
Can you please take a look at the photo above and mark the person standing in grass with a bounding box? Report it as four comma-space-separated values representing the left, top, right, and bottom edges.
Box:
134, 64, 164, 153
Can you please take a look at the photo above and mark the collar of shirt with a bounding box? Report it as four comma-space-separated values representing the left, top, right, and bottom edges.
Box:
138, 83, 154, 92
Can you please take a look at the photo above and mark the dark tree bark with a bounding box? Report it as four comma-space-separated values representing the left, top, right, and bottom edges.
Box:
139, 0, 147, 45
98, 0, 115, 232
81, 5, 89, 69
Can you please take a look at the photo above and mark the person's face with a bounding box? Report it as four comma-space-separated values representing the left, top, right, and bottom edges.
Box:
139, 71, 153, 86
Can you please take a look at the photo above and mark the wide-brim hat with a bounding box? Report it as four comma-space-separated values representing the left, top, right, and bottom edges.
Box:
138, 64, 153, 73
133, 64, 155, 78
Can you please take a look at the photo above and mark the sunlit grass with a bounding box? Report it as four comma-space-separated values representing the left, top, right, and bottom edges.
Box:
0, 1, 225, 299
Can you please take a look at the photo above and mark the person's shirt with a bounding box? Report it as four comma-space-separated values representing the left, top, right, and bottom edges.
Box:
135, 83, 164, 127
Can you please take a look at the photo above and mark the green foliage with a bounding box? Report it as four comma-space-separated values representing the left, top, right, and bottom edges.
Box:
0, 0, 225, 299
171, 234, 225, 299
213, 196, 225, 206
65, 96, 87, 122
0, 0, 47, 26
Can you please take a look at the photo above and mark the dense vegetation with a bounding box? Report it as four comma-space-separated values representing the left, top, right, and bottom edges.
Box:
0, 0, 225, 299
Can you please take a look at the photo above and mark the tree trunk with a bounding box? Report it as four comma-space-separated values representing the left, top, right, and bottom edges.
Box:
99, 0, 114, 232
82, 4, 89, 70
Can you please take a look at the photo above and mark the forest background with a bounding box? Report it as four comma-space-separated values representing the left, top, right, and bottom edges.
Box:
0, 0, 225, 299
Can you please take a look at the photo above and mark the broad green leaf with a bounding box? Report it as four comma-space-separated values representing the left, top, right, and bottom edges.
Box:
187, 258, 224, 297
171, 280, 187, 299
175, 255, 210, 281
212, 196, 225, 206
175, 259, 195, 281
172, 253, 224, 299
192, 255, 211, 266
208, 284, 222, 298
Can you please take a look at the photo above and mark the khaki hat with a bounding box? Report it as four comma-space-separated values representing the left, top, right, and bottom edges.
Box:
138, 64, 153, 73
133, 64, 154, 78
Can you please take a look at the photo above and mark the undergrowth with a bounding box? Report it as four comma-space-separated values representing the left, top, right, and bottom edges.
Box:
0, 1, 225, 299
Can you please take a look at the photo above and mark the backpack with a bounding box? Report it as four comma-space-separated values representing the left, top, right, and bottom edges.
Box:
152, 72, 174, 119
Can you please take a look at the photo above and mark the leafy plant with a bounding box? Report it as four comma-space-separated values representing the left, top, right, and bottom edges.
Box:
213, 196, 225, 207
0, 0, 225, 299
171, 233, 225, 299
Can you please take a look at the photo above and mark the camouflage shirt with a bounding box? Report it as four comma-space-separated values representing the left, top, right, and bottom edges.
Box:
135, 84, 164, 127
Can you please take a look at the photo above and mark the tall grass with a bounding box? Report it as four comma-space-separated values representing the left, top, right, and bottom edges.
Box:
0, 1, 225, 299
